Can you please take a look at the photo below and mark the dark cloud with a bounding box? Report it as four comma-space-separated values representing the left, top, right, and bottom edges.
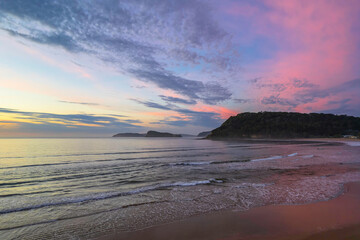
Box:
233, 98, 254, 104
130, 99, 174, 111
334, 78, 360, 92
2, 28, 83, 52
150, 112, 222, 128
251, 78, 360, 115
257, 83, 287, 92
261, 95, 297, 107
132, 99, 223, 128
159, 95, 197, 105
151, 117, 190, 127
0, 0, 234, 105
130, 69, 231, 104
321, 98, 360, 116
248, 77, 262, 84
292, 78, 316, 88
258, 78, 360, 116
170, 49, 202, 65
165, 105, 224, 128
327, 98, 352, 105
294, 78, 360, 105
200, 82, 232, 105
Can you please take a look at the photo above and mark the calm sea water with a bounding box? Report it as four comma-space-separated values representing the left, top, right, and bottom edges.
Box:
0, 138, 359, 239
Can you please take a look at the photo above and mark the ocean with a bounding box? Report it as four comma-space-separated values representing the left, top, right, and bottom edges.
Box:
0, 137, 359, 239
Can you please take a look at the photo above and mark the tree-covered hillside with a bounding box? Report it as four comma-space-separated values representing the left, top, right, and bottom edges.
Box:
208, 112, 360, 139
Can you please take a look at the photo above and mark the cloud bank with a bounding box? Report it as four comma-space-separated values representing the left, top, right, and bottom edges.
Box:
0, 0, 234, 105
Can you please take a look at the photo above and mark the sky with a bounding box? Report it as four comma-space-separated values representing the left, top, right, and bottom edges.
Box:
0, 0, 360, 137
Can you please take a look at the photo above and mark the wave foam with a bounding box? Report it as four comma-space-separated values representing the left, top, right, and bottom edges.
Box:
252, 155, 283, 162
170, 161, 212, 166
0, 179, 222, 215
236, 182, 273, 188
343, 141, 360, 147
288, 153, 298, 157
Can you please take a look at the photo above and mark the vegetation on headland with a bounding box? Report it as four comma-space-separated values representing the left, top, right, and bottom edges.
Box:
112, 133, 145, 137
113, 131, 182, 137
145, 131, 181, 137
208, 112, 360, 139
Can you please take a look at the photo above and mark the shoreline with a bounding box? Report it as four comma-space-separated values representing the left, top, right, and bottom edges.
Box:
203, 137, 360, 144
98, 181, 360, 240
297, 137, 360, 142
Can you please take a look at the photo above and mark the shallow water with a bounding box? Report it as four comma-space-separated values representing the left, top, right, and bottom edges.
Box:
0, 138, 359, 239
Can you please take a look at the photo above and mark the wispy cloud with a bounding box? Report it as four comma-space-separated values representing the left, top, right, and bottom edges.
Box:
130, 99, 174, 111
233, 98, 254, 104
58, 100, 101, 106
130, 69, 231, 104
132, 99, 224, 128
261, 95, 297, 108
159, 95, 196, 105
0, 107, 142, 135
0, 0, 234, 105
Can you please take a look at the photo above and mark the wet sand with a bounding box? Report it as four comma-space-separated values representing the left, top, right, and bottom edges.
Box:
297, 138, 360, 144
98, 182, 360, 240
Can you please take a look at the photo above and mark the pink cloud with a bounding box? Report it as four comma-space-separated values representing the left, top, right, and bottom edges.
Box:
222, 0, 360, 114
192, 105, 237, 119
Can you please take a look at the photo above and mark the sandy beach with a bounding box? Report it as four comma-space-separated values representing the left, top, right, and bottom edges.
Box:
99, 182, 360, 240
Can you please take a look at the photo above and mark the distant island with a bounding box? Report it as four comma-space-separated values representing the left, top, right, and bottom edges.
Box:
113, 131, 182, 138
145, 131, 181, 137
208, 112, 360, 139
112, 133, 145, 137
